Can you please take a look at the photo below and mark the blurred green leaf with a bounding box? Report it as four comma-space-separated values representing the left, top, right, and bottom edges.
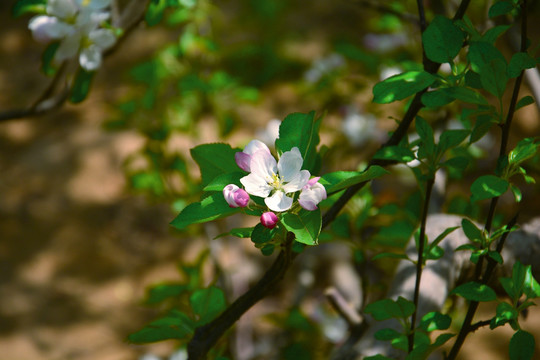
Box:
128, 310, 195, 343
509, 330, 535, 360
516, 96, 535, 111
420, 311, 451, 332
451, 281, 497, 301
12, 0, 46, 17
489, 1, 514, 18
146, 284, 188, 304
69, 68, 95, 104
508, 52, 537, 78
373, 146, 416, 163
320, 166, 388, 194
470, 175, 509, 202
190, 286, 226, 325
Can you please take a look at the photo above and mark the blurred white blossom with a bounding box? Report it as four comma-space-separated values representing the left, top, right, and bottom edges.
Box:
341, 106, 378, 147
28, 0, 117, 71
363, 33, 408, 53
304, 53, 345, 83
379, 65, 402, 81
256, 118, 281, 147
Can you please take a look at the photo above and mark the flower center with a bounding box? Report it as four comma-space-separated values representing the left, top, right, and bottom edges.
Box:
269, 172, 284, 190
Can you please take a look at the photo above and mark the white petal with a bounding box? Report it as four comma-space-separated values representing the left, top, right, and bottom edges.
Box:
29, 16, 73, 42
244, 139, 270, 156
76, 0, 112, 10
249, 150, 276, 180
278, 147, 303, 182
265, 191, 293, 212
89, 28, 116, 50
80, 44, 102, 70
240, 173, 272, 198
48, 0, 78, 19
282, 170, 310, 193
55, 33, 81, 62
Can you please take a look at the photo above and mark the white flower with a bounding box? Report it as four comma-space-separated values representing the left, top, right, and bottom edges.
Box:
298, 177, 327, 211
240, 147, 310, 212
235, 139, 271, 172
28, 0, 116, 71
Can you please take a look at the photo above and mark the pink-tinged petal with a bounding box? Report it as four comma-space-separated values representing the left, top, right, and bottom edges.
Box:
278, 147, 303, 182
240, 173, 272, 198
79, 44, 102, 70
223, 184, 240, 207
261, 212, 278, 229
48, 0, 78, 19
89, 28, 116, 50
55, 33, 81, 62
249, 150, 276, 180
233, 188, 250, 207
265, 191, 293, 212
282, 169, 310, 193
243, 139, 270, 156
235, 152, 251, 172
307, 176, 320, 187
298, 182, 326, 211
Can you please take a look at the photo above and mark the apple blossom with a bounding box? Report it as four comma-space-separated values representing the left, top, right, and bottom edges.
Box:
28, 0, 117, 71
298, 177, 327, 211
235, 139, 271, 172
223, 184, 250, 208
260, 212, 278, 229
240, 147, 310, 212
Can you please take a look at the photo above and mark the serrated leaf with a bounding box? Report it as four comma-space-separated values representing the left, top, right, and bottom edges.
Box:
190, 286, 227, 325
170, 193, 239, 230
509, 330, 535, 360
516, 96, 535, 111
422, 15, 465, 63
281, 209, 321, 245
275, 111, 321, 172
191, 143, 240, 186
203, 172, 245, 192
320, 166, 389, 194
420, 311, 452, 332
373, 71, 437, 104
128, 310, 195, 343
508, 52, 537, 78
373, 146, 416, 163
451, 281, 497, 301
488, 1, 514, 18
69, 68, 95, 104
471, 175, 509, 202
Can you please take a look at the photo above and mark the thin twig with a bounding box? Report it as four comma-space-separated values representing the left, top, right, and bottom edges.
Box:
325, 287, 364, 327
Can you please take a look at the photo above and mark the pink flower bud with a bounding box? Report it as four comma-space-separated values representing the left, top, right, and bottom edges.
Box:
260, 212, 278, 229
299, 177, 327, 211
223, 184, 250, 208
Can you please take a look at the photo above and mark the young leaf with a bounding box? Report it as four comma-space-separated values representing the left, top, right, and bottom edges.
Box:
170, 193, 239, 230
490, 302, 518, 329
470, 175, 509, 202
422, 15, 465, 63
190, 286, 227, 325
69, 68, 95, 103
451, 281, 497, 301
461, 218, 483, 243
128, 310, 195, 343
508, 52, 537, 78
509, 330, 535, 360
523, 263, 540, 299
508, 138, 539, 166
488, 0, 514, 18
320, 166, 389, 194
191, 143, 240, 186
373, 71, 437, 104
420, 311, 452, 332
275, 111, 321, 172
281, 209, 321, 246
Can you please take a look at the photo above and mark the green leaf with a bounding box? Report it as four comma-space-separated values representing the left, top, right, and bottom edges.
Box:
365, 355, 394, 360
281, 209, 321, 246
170, 193, 239, 230
191, 143, 240, 186
516, 96, 535, 111
364, 299, 402, 321
69, 68, 95, 103
470, 115, 495, 144
372, 252, 410, 261
482, 25, 512, 44
508, 138, 539, 166
461, 218, 483, 243
510, 184, 522, 203
373, 71, 437, 104
471, 175, 509, 202
275, 111, 321, 172
416, 117, 435, 157
422, 15, 465, 63
490, 302, 518, 329
523, 262, 540, 299
145, 0, 167, 26
128, 310, 195, 343
438, 130, 470, 154
41, 42, 60, 76
488, 251, 503, 264
12, 0, 46, 17
488, 1, 514, 18
373, 146, 416, 163
509, 330, 535, 360
451, 281, 497, 301
215, 227, 254, 239
468, 42, 508, 98
508, 52, 537, 78
203, 172, 244, 192
190, 286, 227, 325
374, 328, 402, 341
420, 311, 452, 332
146, 284, 188, 304
446, 86, 489, 105
251, 223, 274, 244
421, 89, 455, 107
443, 156, 469, 173
320, 166, 389, 194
